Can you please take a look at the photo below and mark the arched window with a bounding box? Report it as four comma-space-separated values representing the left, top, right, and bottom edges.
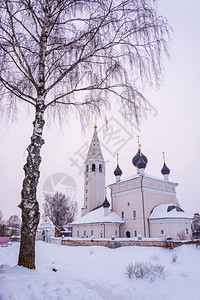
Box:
134, 230, 137, 237
133, 210, 136, 218
121, 211, 124, 219
86, 165, 88, 172
99, 164, 102, 172
92, 164, 95, 171
161, 229, 164, 235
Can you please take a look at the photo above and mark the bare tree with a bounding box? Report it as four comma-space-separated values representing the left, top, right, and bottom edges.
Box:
0, 208, 5, 236
0, 0, 170, 268
6, 214, 21, 229
43, 192, 78, 228
0, 208, 3, 225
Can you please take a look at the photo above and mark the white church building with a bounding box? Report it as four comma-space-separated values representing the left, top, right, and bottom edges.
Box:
71, 124, 191, 239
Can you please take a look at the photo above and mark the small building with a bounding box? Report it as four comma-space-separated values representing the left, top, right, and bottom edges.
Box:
36, 214, 60, 242
72, 197, 124, 238
148, 204, 191, 239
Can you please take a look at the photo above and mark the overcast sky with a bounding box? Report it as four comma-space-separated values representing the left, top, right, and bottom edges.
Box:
0, 0, 200, 220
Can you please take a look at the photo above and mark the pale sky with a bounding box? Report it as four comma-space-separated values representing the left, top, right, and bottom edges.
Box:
0, 0, 200, 221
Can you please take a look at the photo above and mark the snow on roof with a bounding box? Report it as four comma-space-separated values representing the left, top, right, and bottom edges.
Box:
71, 207, 124, 225
149, 204, 191, 220
38, 215, 55, 230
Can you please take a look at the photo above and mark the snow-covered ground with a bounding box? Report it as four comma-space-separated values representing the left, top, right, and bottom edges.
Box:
0, 241, 200, 300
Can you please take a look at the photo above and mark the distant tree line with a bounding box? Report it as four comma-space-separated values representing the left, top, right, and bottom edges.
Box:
0, 209, 21, 237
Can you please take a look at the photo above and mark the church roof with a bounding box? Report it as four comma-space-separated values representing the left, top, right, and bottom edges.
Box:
37, 215, 55, 231
149, 204, 191, 220
86, 128, 104, 160
109, 172, 178, 186
71, 207, 124, 225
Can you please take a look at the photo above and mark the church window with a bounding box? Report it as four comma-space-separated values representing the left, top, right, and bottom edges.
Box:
86, 189, 87, 193
86, 205, 87, 209
84, 230, 86, 237
133, 210, 136, 218
134, 230, 137, 237
121, 211, 124, 219
186, 228, 189, 234
92, 164, 95, 171
161, 229, 164, 235
99, 164, 102, 172
86, 165, 88, 172
115, 229, 118, 236
86, 197, 87, 201
127, 202, 130, 206
86, 181, 88, 185
91, 230, 94, 236
77, 230, 79, 237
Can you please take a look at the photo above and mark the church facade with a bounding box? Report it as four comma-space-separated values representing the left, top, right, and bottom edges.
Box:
71, 124, 191, 239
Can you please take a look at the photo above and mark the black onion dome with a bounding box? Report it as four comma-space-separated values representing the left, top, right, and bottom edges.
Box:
114, 164, 123, 176
102, 198, 110, 208
132, 149, 148, 167
137, 155, 147, 169
161, 162, 170, 175
132, 149, 140, 166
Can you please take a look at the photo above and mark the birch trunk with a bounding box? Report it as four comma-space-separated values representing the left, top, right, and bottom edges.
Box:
18, 8, 49, 269
18, 106, 45, 269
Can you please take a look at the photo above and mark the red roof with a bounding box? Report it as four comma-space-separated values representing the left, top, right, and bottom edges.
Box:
0, 237, 10, 243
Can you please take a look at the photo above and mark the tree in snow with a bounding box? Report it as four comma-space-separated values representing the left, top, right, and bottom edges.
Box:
0, 0, 170, 268
6, 215, 21, 229
191, 213, 200, 239
0, 209, 5, 236
0, 209, 3, 225
43, 192, 78, 228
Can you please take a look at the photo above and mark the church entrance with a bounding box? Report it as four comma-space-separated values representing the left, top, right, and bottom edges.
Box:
126, 231, 130, 238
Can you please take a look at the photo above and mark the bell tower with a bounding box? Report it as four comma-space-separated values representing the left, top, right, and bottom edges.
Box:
83, 121, 105, 214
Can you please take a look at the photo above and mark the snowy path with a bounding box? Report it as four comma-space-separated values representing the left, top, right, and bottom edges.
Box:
0, 242, 200, 300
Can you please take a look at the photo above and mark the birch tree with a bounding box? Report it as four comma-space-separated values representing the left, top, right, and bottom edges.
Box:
0, 0, 170, 268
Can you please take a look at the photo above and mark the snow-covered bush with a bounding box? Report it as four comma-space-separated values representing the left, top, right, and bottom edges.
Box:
126, 263, 134, 279
172, 254, 178, 264
126, 261, 167, 282
150, 253, 160, 262
176, 231, 187, 240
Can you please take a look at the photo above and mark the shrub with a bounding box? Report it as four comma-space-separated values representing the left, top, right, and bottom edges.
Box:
172, 254, 178, 264
176, 231, 187, 240
126, 261, 167, 282
150, 253, 160, 262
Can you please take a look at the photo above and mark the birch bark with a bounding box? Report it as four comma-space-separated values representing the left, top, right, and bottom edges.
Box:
18, 9, 49, 269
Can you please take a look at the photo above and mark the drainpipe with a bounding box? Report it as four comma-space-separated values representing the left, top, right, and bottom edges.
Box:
141, 175, 146, 237
147, 218, 150, 237
103, 223, 106, 238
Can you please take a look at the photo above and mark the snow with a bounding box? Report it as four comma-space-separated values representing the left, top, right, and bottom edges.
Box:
0, 242, 200, 300
149, 204, 191, 219
71, 206, 124, 225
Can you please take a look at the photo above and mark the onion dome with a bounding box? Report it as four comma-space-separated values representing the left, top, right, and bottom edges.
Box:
114, 153, 122, 176
132, 144, 148, 167
161, 162, 170, 175
137, 155, 147, 169
102, 198, 110, 208
103, 187, 110, 207
114, 164, 122, 176
161, 152, 170, 175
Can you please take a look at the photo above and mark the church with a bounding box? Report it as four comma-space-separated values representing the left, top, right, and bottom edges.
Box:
71, 123, 191, 239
